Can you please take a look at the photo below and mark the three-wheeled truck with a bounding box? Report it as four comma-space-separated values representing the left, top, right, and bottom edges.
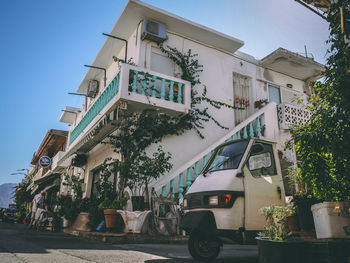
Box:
180, 138, 286, 261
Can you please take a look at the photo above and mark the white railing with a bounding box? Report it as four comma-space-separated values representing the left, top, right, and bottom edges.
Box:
60, 63, 191, 166
51, 151, 70, 171
277, 103, 311, 129
150, 102, 279, 198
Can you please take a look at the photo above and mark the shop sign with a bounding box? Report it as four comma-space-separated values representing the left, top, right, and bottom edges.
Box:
39, 156, 51, 168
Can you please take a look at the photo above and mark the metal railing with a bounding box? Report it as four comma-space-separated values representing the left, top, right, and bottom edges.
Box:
70, 73, 120, 144
151, 103, 280, 198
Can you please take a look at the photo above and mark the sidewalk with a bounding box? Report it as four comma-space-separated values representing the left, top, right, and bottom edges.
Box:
63, 228, 188, 244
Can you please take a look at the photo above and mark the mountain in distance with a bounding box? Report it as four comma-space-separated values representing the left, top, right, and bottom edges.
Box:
0, 183, 17, 208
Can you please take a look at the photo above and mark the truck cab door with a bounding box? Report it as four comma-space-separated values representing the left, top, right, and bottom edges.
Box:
243, 141, 285, 231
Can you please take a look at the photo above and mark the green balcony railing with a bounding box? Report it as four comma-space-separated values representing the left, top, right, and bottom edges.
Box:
69, 73, 120, 144
129, 69, 184, 104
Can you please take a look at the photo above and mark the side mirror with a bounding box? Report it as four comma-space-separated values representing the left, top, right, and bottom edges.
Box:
251, 143, 264, 154
236, 172, 244, 177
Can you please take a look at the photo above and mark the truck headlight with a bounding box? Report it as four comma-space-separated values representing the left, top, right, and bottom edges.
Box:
183, 198, 188, 208
208, 195, 218, 206
208, 194, 232, 207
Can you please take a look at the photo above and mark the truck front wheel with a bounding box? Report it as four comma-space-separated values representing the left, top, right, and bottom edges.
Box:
188, 231, 221, 262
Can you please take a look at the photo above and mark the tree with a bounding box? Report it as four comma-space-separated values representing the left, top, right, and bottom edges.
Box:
290, 0, 350, 201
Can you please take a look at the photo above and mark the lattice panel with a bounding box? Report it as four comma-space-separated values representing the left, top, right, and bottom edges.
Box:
277, 103, 311, 129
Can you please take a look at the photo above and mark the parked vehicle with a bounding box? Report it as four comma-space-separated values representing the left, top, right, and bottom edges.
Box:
3, 208, 19, 222
181, 138, 286, 261
0, 208, 5, 221
8, 204, 17, 210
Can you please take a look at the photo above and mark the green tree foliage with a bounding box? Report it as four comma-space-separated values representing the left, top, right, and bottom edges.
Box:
290, 1, 350, 201
14, 181, 33, 218
62, 173, 84, 199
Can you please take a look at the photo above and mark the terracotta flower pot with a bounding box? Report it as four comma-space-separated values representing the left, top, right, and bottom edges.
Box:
287, 215, 299, 232
103, 209, 125, 232
104, 209, 118, 229
72, 212, 90, 231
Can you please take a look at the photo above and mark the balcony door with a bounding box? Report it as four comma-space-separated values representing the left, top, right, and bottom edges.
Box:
268, 84, 281, 105
233, 73, 251, 125
150, 47, 175, 76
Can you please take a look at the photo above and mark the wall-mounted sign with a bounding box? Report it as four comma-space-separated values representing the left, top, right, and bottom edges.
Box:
39, 156, 51, 168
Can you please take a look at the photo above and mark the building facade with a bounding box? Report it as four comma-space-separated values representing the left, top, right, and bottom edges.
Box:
57, 0, 324, 201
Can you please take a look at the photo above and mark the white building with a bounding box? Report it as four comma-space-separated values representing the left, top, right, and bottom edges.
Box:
57, 0, 323, 200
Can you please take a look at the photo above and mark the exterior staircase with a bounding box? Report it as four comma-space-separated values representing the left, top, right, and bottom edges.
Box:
150, 102, 279, 198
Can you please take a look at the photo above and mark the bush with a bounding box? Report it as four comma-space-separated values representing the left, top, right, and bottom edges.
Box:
259, 205, 291, 241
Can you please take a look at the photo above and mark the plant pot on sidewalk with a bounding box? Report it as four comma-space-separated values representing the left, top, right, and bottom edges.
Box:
295, 200, 317, 231
104, 209, 118, 229
257, 238, 308, 263
103, 209, 125, 232
72, 212, 90, 231
287, 215, 299, 232
311, 201, 350, 239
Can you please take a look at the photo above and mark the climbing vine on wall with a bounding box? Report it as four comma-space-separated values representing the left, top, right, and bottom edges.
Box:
158, 44, 241, 138
104, 45, 242, 197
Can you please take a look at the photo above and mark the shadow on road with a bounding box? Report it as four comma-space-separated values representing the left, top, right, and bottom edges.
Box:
0, 222, 259, 263
145, 258, 258, 263
0, 222, 116, 254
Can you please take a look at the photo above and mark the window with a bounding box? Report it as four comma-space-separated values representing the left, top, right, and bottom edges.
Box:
233, 73, 251, 125
248, 142, 276, 177
206, 140, 249, 173
150, 47, 175, 76
268, 84, 281, 104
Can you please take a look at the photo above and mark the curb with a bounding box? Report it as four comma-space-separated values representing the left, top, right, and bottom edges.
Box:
63, 229, 188, 245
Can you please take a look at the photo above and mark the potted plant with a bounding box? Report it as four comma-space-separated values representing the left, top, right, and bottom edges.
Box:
291, 191, 319, 232
311, 201, 350, 239
257, 205, 307, 263
57, 195, 80, 228
72, 198, 92, 231
98, 197, 126, 232
254, 99, 268, 109
286, 206, 299, 232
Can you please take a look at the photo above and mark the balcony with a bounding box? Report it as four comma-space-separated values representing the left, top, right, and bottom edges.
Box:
51, 151, 70, 172
277, 103, 311, 129
260, 48, 324, 81
68, 63, 191, 148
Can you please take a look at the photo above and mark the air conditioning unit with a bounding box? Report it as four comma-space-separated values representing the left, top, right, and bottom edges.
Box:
71, 154, 87, 167
141, 20, 167, 43
87, 80, 99, 98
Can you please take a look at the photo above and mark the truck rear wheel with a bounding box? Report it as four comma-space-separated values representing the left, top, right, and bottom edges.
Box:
188, 231, 221, 262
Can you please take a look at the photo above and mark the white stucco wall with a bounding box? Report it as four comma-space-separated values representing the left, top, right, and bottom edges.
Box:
67, 23, 310, 195
83, 141, 119, 198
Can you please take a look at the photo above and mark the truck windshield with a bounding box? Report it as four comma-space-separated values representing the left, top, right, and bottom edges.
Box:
206, 140, 249, 173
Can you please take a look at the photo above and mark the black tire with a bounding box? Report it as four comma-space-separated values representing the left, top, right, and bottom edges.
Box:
188, 231, 221, 262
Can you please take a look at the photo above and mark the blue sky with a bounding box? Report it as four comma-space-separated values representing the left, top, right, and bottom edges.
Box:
0, 0, 329, 185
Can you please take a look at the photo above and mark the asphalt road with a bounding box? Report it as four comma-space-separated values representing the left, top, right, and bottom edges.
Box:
0, 222, 259, 263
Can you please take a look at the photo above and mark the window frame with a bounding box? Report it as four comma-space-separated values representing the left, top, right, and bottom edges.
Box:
268, 84, 282, 105
247, 142, 277, 178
